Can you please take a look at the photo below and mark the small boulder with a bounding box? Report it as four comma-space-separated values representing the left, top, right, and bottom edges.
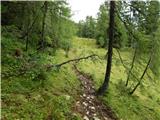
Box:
93, 117, 100, 120
83, 116, 89, 120
82, 102, 88, 106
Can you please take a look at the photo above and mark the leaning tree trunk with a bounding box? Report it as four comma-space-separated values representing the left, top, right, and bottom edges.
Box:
130, 56, 152, 95
97, 1, 115, 96
40, 1, 48, 50
125, 47, 137, 86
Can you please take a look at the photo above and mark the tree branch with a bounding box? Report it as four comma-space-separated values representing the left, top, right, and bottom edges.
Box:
47, 54, 100, 70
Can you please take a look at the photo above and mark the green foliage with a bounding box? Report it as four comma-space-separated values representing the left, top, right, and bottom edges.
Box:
77, 16, 96, 39
1, 1, 76, 51
1, 34, 81, 119
150, 22, 160, 78
77, 2, 129, 48
1, 1, 160, 119
98, 36, 105, 47
114, 16, 128, 48
95, 3, 109, 47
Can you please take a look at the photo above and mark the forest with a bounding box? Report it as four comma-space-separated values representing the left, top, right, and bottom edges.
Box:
1, 1, 160, 120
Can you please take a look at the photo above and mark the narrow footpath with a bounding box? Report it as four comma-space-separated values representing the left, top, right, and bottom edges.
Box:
72, 64, 117, 120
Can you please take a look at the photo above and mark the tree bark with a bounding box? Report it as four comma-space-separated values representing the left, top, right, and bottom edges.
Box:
97, 1, 115, 95
25, 33, 29, 51
40, 1, 48, 50
116, 48, 139, 81
47, 54, 100, 70
130, 56, 151, 95
125, 47, 137, 86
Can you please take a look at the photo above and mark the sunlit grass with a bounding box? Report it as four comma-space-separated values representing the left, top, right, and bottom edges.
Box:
71, 37, 160, 120
2, 36, 160, 120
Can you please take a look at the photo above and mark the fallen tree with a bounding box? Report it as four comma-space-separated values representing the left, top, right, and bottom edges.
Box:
47, 54, 100, 70
2, 54, 101, 79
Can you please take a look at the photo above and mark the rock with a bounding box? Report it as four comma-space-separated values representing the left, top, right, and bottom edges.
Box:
89, 100, 92, 103
63, 95, 71, 100
87, 96, 90, 99
76, 101, 80, 106
90, 95, 94, 99
83, 94, 86, 97
93, 116, 100, 120
104, 117, 109, 120
93, 113, 97, 116
76, 101, 80, 104
82, 102, 88, 106
90, 106, 95, 110
83, 116, 89, 120
86, 111, 89, 115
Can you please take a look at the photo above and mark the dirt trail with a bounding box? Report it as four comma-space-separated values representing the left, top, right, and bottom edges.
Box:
72, 64, 117, 120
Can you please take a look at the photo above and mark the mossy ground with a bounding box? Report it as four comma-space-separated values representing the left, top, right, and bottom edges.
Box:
1, 35, 81, 120
1, 36, 160, 120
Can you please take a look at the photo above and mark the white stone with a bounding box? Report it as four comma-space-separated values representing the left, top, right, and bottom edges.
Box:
91, 106, 95, 110
87, 96, 90, 99
83, 116, 89, 120
89, 100, 92, 103
104, 117, 109, 120
86, 111, 89, 115
83, 94, 86, 97
76, 101, 80, 106
90, 95, 94, 99
93, 113, 97, 116
83, 102, 88, 106
93, 117, 100, 120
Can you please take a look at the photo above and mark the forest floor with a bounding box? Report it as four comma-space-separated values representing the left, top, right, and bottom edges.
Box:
1, 35, 160, 120
72, 64, 117, 120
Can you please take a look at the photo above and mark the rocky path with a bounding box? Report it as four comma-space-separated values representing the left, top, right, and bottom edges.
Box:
72, 65, 117, 120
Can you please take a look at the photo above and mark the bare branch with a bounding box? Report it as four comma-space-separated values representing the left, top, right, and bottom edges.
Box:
47, 54, 100, 70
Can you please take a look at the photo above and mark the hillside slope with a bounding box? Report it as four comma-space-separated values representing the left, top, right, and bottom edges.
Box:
1, 36, 160, 120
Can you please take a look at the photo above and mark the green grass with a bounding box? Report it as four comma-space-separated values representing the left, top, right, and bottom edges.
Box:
1, 36, 160, 120
1, 36, 82, 120
71, 37, 160, 120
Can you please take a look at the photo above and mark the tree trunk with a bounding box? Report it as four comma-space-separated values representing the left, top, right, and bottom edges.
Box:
130, 56, 151, 95
40, 1, 48, 50
97, 1, 115, 96
25, 33, 29, 51
125, 47, 137, 86
25, 3, 29, 51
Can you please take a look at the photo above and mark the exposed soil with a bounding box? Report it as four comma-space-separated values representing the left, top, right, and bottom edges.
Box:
72, 64, 117, 120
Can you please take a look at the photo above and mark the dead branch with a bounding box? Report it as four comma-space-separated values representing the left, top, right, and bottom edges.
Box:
47, 54, 101, 70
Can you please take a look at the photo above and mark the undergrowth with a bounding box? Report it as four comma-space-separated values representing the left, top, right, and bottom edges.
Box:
1, 34, 160, 120
1, 32, 81, 119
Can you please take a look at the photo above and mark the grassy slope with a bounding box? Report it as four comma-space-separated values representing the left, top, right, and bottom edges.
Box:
2, 36, 160, 120
71, 37, 160, 120
1, 35, 81, 120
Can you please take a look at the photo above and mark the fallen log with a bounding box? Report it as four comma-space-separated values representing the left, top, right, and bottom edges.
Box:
47, 54, 100, 70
